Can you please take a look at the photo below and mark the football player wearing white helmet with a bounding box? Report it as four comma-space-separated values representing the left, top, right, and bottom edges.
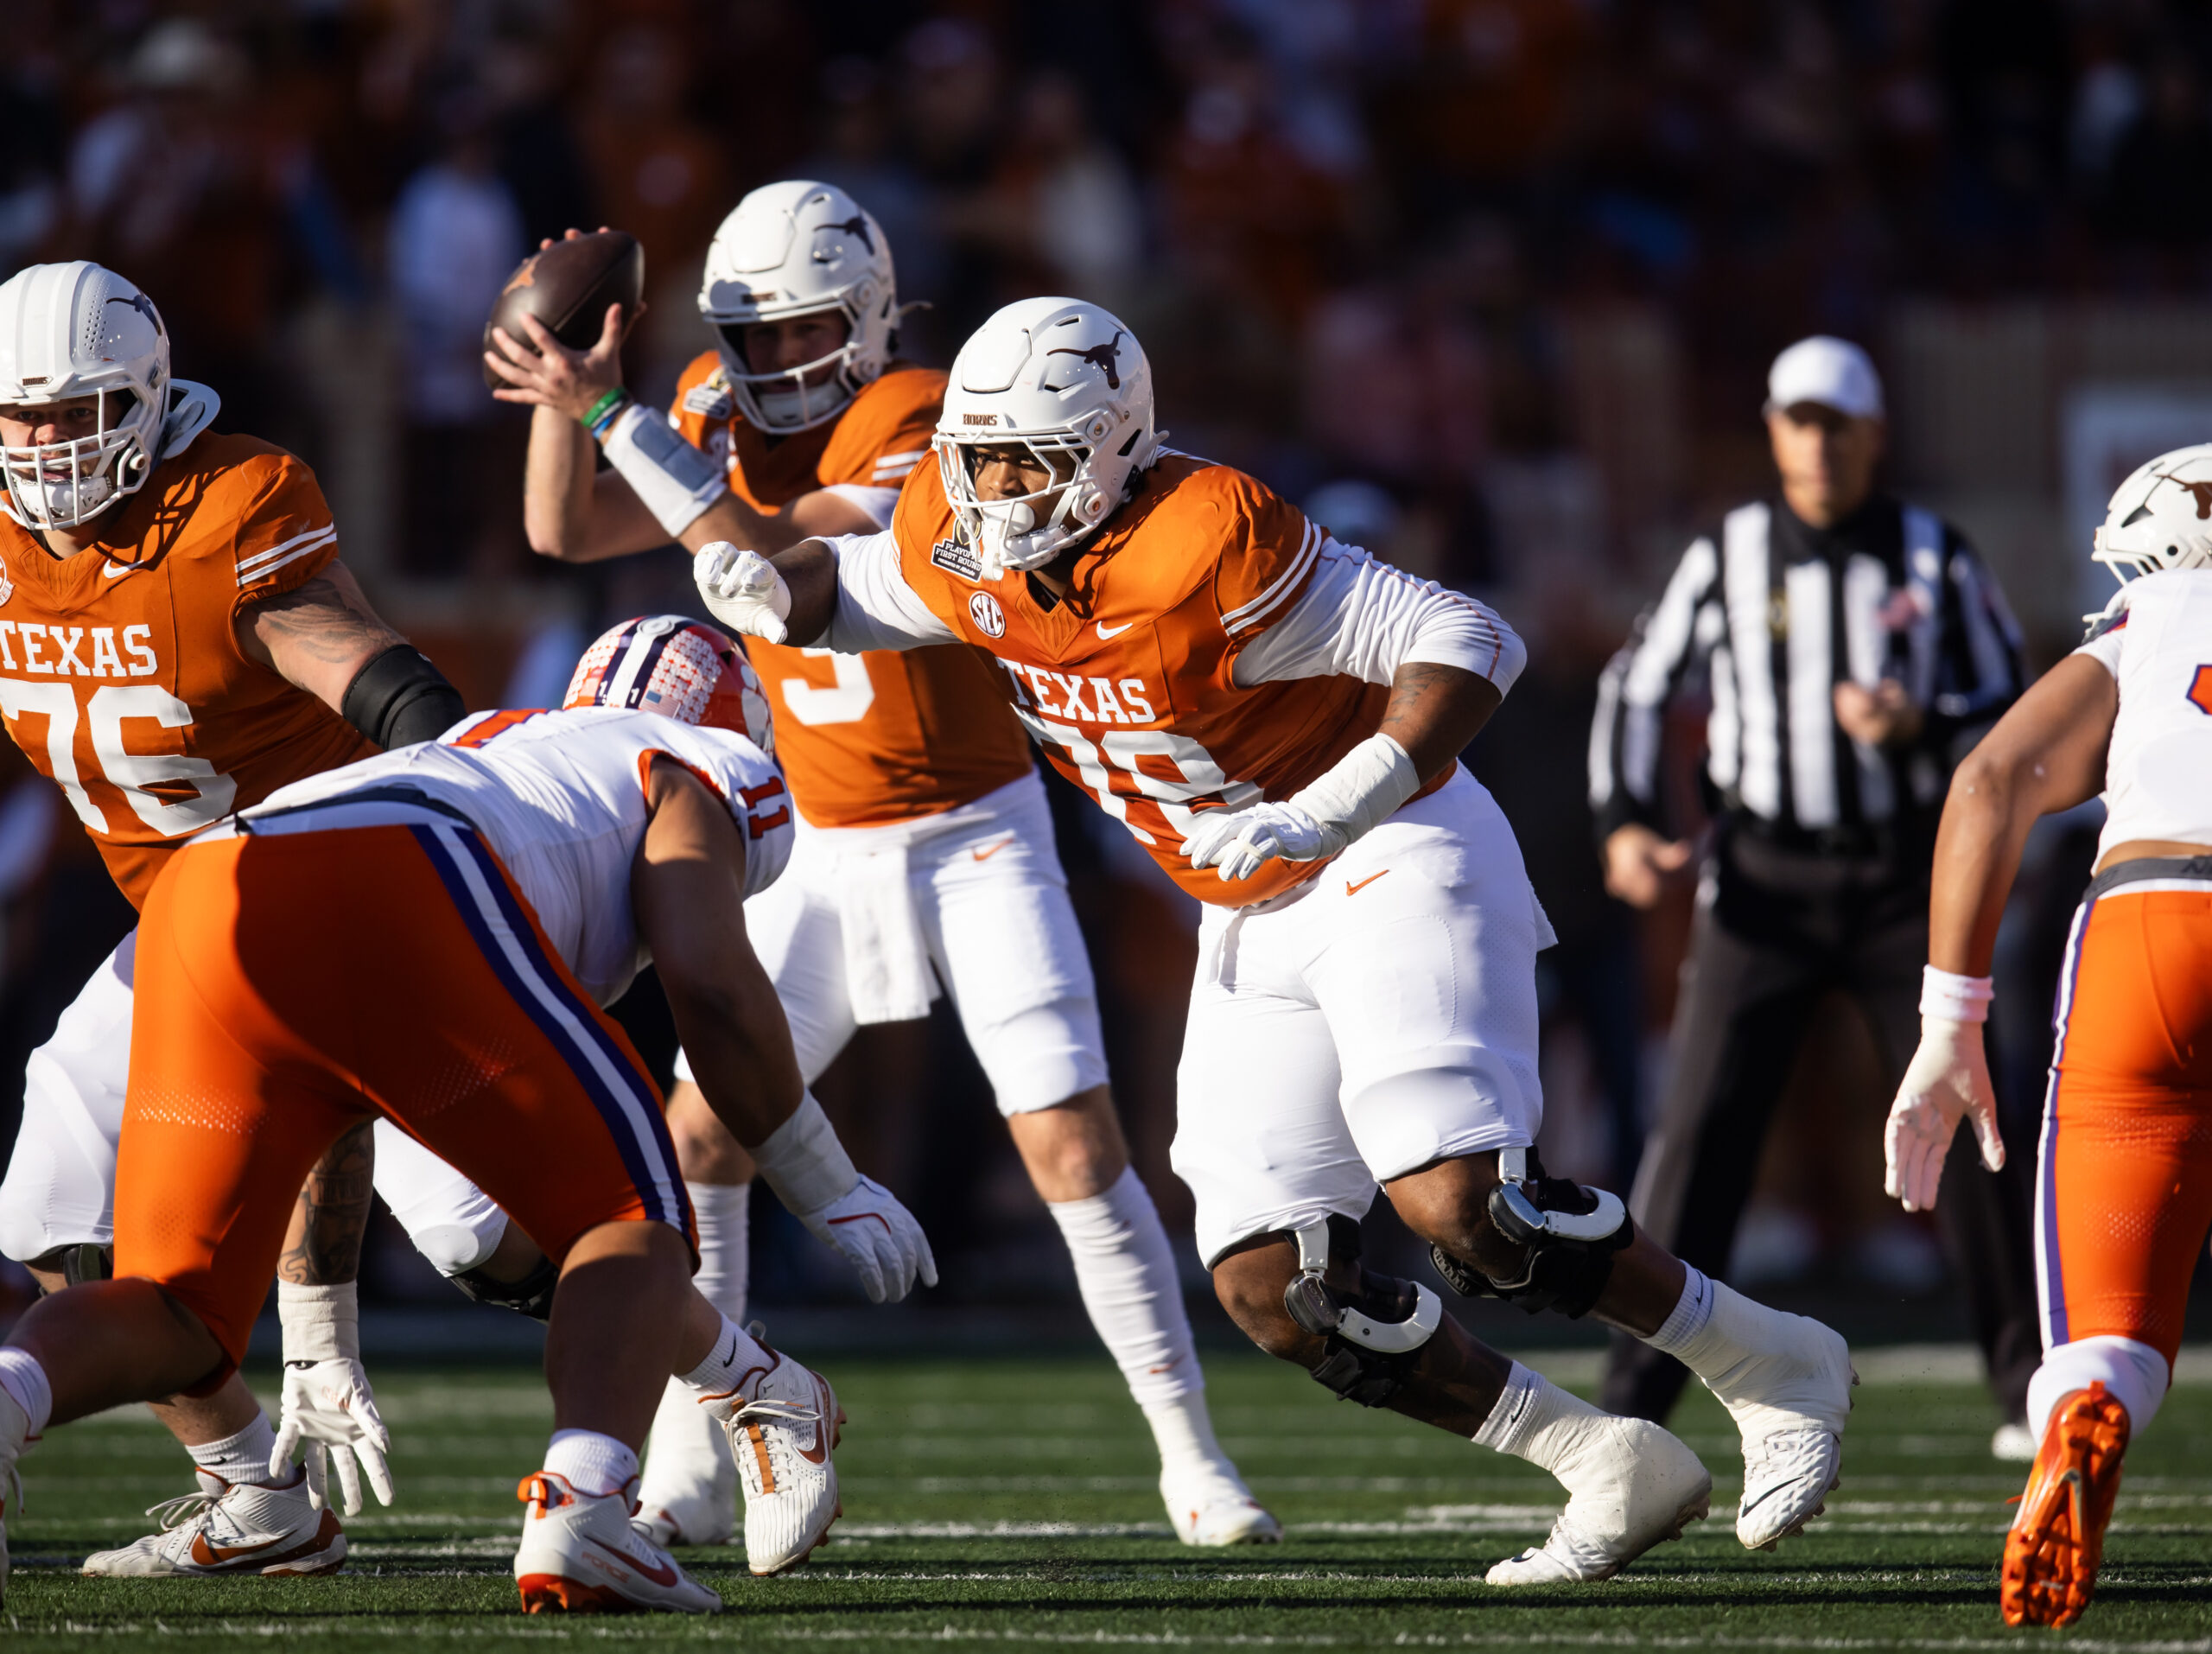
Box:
0, 260, 467, 1581
702, 296, 1866, 1583
490, 188, 1274, 1550
1883, 443, 2212, 1628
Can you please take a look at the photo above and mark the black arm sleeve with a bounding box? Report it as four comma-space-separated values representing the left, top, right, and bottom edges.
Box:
340, 645, 467, 750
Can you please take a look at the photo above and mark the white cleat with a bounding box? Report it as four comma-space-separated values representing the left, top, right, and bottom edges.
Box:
1699, 1298, 1855, 1550
1486, 1416, 1711, 1586
704, 1350, 842, 1575
634, 1378, 737, 1549
1165, 1469, 1281, 1546
513, 1471, 720, 1614
81, 1471, 346, 1578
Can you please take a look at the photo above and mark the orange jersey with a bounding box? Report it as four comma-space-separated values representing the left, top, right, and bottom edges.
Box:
889, 454, 1440, 906
0, 433, 375, 907
669, 353, 1033, 828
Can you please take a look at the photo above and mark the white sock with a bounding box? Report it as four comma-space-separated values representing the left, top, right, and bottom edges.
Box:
678, 1313, 775, 1400
2025, 1335, 2169, 1440
1142, 1391, 1236, 1483
544, 1428, 639, 1497
190, 1415, 283, 1489
0, 1347, 54, 1438
1643, 1264, 1716, 1358
1047, 1167, 1203, 1410
1473, 1360, 1611, 1475
688, 1181, 750, 1324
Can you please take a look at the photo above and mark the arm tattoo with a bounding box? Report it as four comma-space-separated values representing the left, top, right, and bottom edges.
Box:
245, 575, 405, 667
1378, 661, 1500, 781
279, 1121, 377, 1285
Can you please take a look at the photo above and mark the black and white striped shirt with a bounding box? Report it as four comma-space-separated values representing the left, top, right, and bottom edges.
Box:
1589, 494, 2024, 843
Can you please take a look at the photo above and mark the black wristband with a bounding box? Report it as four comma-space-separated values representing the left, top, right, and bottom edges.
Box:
340, 644, 467, 750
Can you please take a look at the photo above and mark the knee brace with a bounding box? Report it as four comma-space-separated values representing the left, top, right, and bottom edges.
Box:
1430, 1147, 1633, 1320
447, 1256, 560, 1321
1281, 1215, 1442, 1408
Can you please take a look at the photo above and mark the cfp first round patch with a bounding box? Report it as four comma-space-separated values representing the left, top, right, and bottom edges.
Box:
969, 591, 1006, 638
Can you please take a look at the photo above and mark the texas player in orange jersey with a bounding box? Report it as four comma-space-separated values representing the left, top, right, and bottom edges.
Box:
703, 296, 1869, 1585
0, 261, 465, 1574
487, 183, 1273, 1548
1882, 447, 2212, 1627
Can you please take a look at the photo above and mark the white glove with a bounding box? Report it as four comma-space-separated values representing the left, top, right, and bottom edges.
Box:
272, 1282, 394, 1515
1179, 801, 1342, 882
272, 1358, 395, 1515
694, 541, 791, 644
791, 1174, 938, 1304
1884, 1017, 2005, 1214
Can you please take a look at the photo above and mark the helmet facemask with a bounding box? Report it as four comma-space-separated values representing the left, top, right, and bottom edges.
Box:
0, 385, 161, 531
936, 411, 1127, 580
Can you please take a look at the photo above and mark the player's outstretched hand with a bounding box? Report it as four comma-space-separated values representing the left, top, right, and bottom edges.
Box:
272, 1357, 395, 1516
1884, 1018, 2005, 1214
695, 542, 792, 645
1180, 801, 1343, 882
793, 1175, 938, 1304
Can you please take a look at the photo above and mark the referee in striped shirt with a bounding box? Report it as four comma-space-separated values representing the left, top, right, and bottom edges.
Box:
1589, 337, 2041, 1448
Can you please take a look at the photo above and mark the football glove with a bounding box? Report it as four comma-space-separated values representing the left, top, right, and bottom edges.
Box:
791, 1174, 938, 1305
271, 1357, 395, 1516
1179, 801, 1342, 883
1884, 1017, 2005, 1214
695, 541, 792, 645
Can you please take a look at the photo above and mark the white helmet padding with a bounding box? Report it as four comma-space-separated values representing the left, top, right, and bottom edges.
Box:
697, 180, 897, 435
2094, 442, 2212, 585
934, 296, 1161, 580
0, 261, 181, 531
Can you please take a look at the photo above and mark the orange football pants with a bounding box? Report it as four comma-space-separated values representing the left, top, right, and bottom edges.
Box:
2038, 882, 2212, 1368
117, 818, 693, 1366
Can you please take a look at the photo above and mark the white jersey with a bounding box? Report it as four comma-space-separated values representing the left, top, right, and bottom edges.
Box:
2075, 569, 2212, 860
243, 706, 793, 1005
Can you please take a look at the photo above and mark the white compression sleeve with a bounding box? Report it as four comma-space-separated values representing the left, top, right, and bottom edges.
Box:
599, 403, 728, 538
822, 531, 957, 652
1287, 732, 1421, 848
1231, 536, 1526, 694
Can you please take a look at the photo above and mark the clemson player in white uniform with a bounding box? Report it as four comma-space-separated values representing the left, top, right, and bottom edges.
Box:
701, 296, 1866, 1585
488, 181, 1272, 1547
0, 260, 473, 1573
1883, 444, 2212, 1628
0, 621, 934, 1613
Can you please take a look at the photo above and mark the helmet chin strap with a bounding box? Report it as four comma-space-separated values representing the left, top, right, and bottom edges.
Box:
976, 500, 1039, 580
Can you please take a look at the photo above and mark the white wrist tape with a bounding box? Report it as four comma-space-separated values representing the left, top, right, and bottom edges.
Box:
1287, 733, 1421, 848
749, 1091, 859, 1217
1921, 964, 1994, 1025
600, 403, 728, 539
277, 1281, 360, 1364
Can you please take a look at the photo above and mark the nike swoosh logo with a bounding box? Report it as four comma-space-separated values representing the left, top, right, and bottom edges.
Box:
1344, 870, 1389, 896
188, 1529, 308, 1567
798, 1376, 833, 1465
1096, 620, 1133, 639
102, 562, 135, 578
584, 1532, 681, 1587
971, 834, 1014, 862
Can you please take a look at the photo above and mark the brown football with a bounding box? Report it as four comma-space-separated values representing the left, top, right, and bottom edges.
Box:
481, 230, 645, 390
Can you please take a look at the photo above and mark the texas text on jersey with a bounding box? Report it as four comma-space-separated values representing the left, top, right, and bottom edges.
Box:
0, 432, 375, 906
669, 353, 1032, 828
885, 453, 1491, 906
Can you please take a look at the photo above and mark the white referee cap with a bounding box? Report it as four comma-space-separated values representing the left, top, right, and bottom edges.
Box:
1764, 335, 1884, 420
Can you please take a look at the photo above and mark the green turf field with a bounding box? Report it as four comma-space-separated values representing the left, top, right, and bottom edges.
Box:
6, 1347, 2209, 1651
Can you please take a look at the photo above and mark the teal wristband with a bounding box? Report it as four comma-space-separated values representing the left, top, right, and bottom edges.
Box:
582, 387, 630, 435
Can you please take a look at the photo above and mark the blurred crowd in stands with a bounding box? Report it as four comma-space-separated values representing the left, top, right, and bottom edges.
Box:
3, 0, 2210, 1328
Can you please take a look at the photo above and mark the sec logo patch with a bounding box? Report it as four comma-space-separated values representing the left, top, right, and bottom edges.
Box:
969, 591, 1006, 638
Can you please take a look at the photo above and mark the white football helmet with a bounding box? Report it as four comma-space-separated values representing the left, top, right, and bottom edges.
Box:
935, 296, 1161, 579
2093, 443, 2212, 584
697, 181, 897, 435
0, 261, 216, 531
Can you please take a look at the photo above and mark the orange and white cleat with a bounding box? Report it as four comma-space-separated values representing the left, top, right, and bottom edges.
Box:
80, 1471, 346, 1579
702, 1350, 843, 1575
513, 1471, 720, 1614
2002, 1383, 2131, 1628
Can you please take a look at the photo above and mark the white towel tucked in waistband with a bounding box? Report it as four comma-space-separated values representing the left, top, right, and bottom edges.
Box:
836, 838, 938, 1025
